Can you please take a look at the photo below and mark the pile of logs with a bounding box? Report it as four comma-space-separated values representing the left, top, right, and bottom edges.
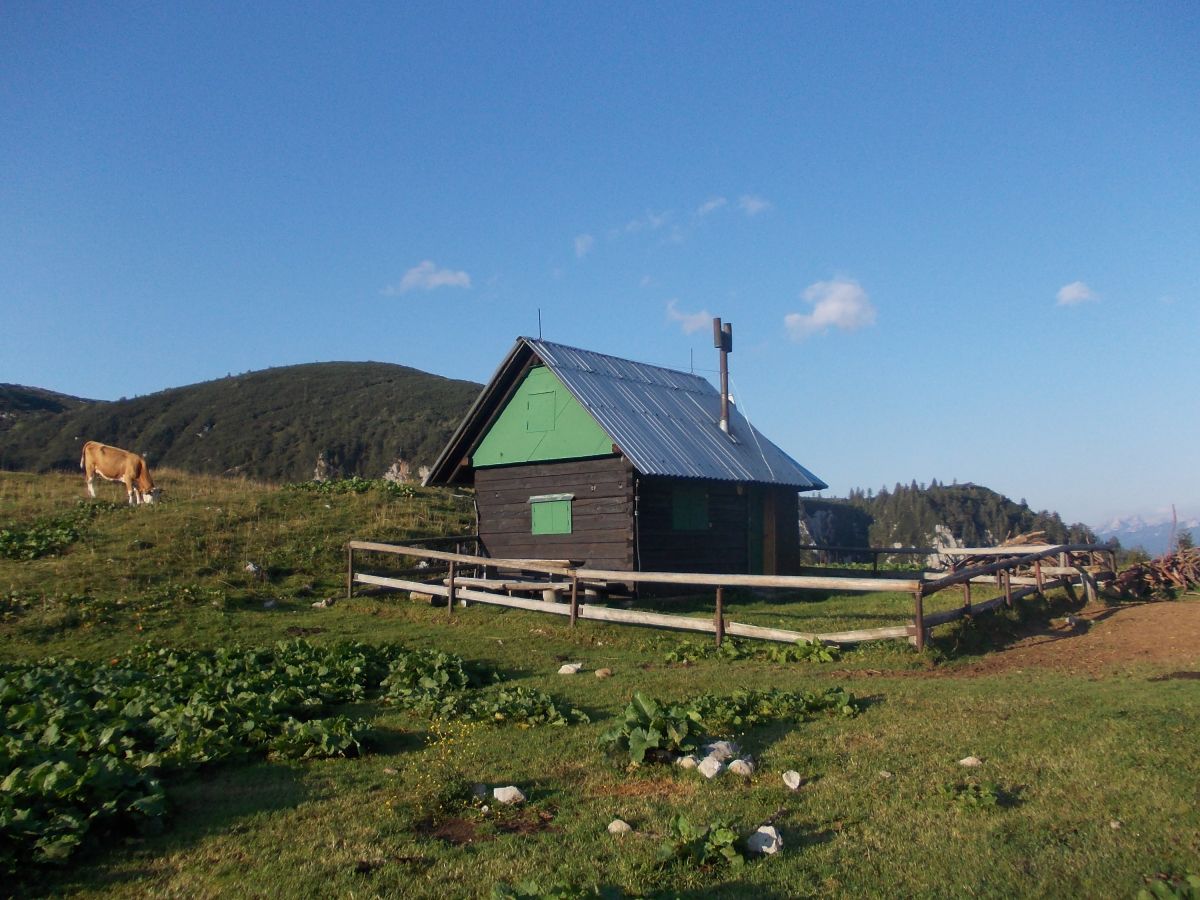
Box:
1113, 547, 1200, 598
951, 531, 1049, 569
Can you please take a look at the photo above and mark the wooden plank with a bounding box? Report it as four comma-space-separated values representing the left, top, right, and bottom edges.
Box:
938, 544, 1104, 557
349, 541, 924, 591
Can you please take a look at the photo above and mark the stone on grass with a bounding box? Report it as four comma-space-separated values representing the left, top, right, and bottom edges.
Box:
782, 770, 803, 791
493, 786, 526, 805
608, 819, 632, 835
728, 759, 755, 777
746, 825, 783, 856
879, 770, 894, 780
1109, 819, 1123, 830
595, 667, 613, 679
675, 754, 699, 770
703, 740, 739, 762
697, 756, 724, 779
311, 598, 336, 609
958, 756, 983, 768
557, 663, 583, 675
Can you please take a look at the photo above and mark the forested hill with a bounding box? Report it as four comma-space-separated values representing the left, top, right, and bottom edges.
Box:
800, 481, 1098, 550
0, 362, 481, 483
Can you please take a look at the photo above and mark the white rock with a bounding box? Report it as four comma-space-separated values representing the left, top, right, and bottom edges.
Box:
675, 754, 699, 770
746, 825, 783, 856
607, 819, 632, 835
594, 667, 613, 679
311, 598, 334, 609
728, 759, 755, 777
879, 770, 894, 780
480, 805, 489, 814
703, 740, 740, 762
782, 770, 803, 791
697, 756, 724, 779
245, 562, 260, 573
959, 756, 983, 768
1109, 819, 1123, 830
557, 663, 583, 675
492, 786, 526, 805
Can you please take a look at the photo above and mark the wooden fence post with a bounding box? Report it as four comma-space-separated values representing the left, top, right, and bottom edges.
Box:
912, 591, 926, 652
569, 575, 579, 627
1003, 569, 1013, 608
447, 560, 456, 617
1035, 559, 1045, 596
714, 586, 726, 648
962, 580, 972, 613
346, 546, 354, 599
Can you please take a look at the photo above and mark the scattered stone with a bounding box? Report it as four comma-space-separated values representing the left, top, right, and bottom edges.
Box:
1109, 819, 1123, 830
746, 825, 783, 856
311, 598, 336, 609
675, 754, 699, 770
879, 770, 894, 780
703, 740, 739, 762
697, 757, 724, 779
382, 767, 398, 776
557, 663, 583, 675
480, 805, 490, 814
608, 819, 632, 835
595, 667, 613, 679
262, 599, 278, 610
959, 756, 983, 768
782, 770, 803, 791
245, 562, 261, 575
492, 786, 526, 805
728, 759, 755, 777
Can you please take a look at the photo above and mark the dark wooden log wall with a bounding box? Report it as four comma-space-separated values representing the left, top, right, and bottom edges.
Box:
474, 456, 634, 570
635, 476, 749, 574
635, 478, 801, 575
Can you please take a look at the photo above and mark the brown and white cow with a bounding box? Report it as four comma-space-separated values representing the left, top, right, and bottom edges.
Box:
80, 441, 159, 505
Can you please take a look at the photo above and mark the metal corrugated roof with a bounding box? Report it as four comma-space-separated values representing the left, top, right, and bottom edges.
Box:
525, 338, 826, 490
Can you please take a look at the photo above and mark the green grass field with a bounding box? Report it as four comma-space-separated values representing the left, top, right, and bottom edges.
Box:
3, 471, 1198, 898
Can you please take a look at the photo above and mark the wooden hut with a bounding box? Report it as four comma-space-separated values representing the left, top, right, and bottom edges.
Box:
424, 337, 826, 575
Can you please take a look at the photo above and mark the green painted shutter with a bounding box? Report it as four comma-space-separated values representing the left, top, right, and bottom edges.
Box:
531, 495, 573, 535
671, 483, 709, 531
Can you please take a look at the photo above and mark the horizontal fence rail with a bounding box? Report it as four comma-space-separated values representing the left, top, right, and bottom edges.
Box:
346, 539, 1117, 652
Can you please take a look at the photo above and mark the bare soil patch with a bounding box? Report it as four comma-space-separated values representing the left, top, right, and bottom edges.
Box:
955, 598, 1200, 678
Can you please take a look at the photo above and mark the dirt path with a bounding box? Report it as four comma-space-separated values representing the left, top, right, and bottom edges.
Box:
953, 597, 1200, 678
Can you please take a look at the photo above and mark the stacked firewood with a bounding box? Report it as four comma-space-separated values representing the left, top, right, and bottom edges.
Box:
1113, 547, 1200, 598
951, 531, 1049, 570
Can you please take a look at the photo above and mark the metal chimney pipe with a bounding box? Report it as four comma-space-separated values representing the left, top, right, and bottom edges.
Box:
712, 318, 733, 433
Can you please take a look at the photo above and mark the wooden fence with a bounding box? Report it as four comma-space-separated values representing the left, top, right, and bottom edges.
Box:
346, 538, 1117, 651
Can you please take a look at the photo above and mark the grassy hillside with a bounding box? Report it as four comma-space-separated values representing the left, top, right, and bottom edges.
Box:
0, 362, 480, 481
2, 471, 1197, 898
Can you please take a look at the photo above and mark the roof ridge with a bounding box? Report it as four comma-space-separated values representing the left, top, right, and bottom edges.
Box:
521, 336, 714, 391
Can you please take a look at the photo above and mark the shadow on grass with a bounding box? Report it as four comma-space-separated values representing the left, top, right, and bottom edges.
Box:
19, 761, 311, 897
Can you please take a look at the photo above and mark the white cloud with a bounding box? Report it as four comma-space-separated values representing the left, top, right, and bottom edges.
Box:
738, 194, 771, 216
625, 210, 670, 233
785, 278, 876, 339
1056, 281, 1097, 306
383, 261, 471, 295
697, 196, 727, 217
666, 299, 712, 335
574, 233, 595, 259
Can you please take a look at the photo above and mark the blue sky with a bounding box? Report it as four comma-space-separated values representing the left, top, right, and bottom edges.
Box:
2, 2, 1197, 526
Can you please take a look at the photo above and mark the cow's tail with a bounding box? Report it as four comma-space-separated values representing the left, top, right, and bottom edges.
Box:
80, 445, 86, 469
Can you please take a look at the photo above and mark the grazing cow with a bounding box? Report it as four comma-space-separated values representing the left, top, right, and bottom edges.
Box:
80, 441, 159, 505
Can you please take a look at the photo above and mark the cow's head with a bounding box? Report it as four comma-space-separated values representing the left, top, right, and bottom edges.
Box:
140, 487, 161, 505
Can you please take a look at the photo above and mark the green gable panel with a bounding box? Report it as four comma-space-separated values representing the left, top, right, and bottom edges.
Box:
472, 365, 614, 467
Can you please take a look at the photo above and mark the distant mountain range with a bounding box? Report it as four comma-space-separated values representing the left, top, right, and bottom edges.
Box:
0, 362, 481, 483
1095, 513, 1200, 557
